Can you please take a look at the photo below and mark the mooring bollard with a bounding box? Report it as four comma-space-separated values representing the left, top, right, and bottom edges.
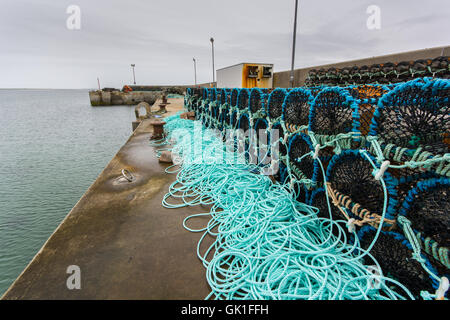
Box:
149, 119, 166, 140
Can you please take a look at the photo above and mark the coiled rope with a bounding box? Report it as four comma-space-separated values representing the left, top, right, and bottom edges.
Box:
155, 114, 417, 300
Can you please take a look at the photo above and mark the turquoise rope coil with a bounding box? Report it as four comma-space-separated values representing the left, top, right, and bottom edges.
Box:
156, 78, 449, 300
157, 115, 416, 300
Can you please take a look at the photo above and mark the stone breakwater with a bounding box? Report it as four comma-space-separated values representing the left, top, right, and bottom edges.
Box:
89, 90, 161, 106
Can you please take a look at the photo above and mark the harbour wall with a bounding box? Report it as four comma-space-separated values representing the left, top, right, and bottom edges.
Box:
273, 45, 450, 87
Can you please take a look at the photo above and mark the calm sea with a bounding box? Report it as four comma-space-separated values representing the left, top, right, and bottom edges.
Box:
0, 89, 136, 295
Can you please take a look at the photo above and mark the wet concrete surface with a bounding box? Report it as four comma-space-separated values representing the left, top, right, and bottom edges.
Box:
2, 99, 214, 299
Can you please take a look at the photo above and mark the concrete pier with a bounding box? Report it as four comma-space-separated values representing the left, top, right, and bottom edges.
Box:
2, 98, 212, 300
89, 90, 161, 106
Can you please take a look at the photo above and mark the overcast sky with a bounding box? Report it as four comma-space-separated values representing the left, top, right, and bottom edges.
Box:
1, 0, 449, 89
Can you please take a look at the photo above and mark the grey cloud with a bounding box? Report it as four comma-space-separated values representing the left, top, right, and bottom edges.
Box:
0, 0, 449, 88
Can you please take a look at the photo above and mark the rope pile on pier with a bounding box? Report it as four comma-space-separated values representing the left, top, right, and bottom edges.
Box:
169, 76, 449, 300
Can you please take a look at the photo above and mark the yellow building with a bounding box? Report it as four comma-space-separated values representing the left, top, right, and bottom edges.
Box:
216, 63, 273, 89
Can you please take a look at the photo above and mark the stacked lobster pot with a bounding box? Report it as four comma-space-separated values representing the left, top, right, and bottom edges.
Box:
183, 77, 449, 299
305, 56, 450, 87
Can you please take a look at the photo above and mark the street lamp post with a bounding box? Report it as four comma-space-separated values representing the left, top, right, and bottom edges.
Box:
290, 0, 299, 88
131, 64, 136, 85
193, 58, 197, 86
210, 37, 215, 87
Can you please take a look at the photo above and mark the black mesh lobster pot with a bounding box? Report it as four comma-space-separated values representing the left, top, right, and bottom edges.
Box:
215, 88, 222, 104
282, 88, 314, 129
430, 56, 449, 78
309, 188, 350, 238
237, 88, 250, 110
230, 89, 240, 108
220, 88, 230, 105
249, 88, 266, 115
309, 87, 358, 153
398, 177, 450, 272
325, 150, 398, 228
309, 188, 341, 221
358, 226, 441, 299
288, 133, 320, 189
267, 89, 287, 120
202, 88, 209, 100
369, 78, 450, 167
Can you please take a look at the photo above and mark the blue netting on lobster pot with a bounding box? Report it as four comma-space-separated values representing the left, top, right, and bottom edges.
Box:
202, 88, 209, 100
210, 88, 217, 101
230, 89, 240, 108
398, 177, 450, 271
214, 88, 221, 104
267, 89, 287, 121
249, 88, 267, 116
358, 226, 442, 299
368, 78, 449, 172
346, 85, 389, 136
325, 150, 398, 230
237, 88, 250, 110
282, 88, 314, 132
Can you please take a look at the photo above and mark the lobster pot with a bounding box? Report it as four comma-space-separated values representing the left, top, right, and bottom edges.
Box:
358, 226, 442, 299
215, 88, 222, 105
270, 122, 286, 163
253, 118, 270, 164
267, 89, 287, 121
238, 113, 251, 161
288, 133, 321, 191
398, 177, 450, 272
217, 108, 227, 131
210, 88, 217, 101
430, 56, 450, 79
304, 56, 450, 86
324, 67, 339, 86
282, 88, 314, 132
274, 161, 288, 185
249, 88, 267, 117
202, 88, 209, 100
309, 87, 359, 156
230, 89, 240, 109
347, 85, 388, 137
309, 188, 343, 222
230, 110, 239, 129
368, 78, 450, 178
220, 88, 231, 106
325, 150, 398, 228
237, 88, 250, 111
